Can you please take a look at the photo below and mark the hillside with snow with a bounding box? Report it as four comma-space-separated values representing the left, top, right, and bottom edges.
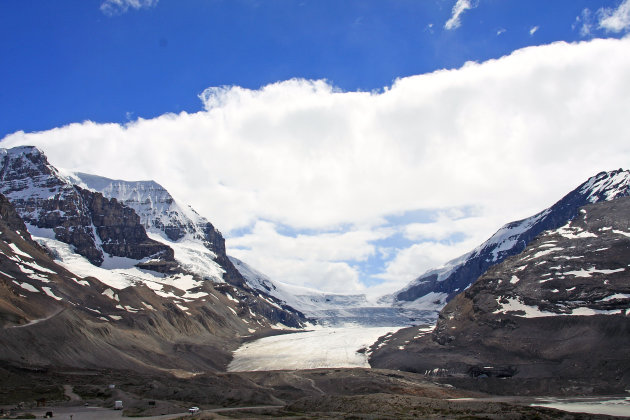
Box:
388, 169, 630, 313
370, 196, 630, 395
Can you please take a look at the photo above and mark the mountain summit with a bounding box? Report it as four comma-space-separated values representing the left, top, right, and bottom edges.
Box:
0, 146, 176, 270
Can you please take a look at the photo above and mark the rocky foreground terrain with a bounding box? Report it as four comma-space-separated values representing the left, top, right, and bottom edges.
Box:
371, 197, 630, 396
1, 363, 620, 419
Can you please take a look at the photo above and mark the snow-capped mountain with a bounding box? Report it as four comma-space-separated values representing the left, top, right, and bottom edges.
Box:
370, 196, 630, 394
389, 169, 630, 312
0, 190, 267, 372
0, 146, 307, 331
0, 146, 177, 270
231, 256, 436, 326
73, 172, 238, 285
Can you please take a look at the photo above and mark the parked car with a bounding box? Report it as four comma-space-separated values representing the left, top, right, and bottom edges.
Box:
189, 406, 200, 414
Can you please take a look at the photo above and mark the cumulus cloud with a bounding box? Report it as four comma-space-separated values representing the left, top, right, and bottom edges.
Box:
598, 0, 630, 32
3, 37, 630, 296
100, 0, 158, 16
377, 240, 477, 284
228, 221, 391, 293
444, 0, 477, 30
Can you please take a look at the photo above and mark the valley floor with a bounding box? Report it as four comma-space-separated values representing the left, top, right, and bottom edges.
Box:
2, 363, 628, 419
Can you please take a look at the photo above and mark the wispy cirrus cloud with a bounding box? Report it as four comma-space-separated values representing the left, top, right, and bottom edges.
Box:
576, 1, 630, 36
100, 0, 158, 16
598, 0, 630, 32
573, 8, 594, 37
444, 0, 477, 30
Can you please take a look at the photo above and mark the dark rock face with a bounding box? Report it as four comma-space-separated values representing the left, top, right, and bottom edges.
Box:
0, 194, 29, 235
371, 197, 630, 394
77, 188, 175, 264
75, 172, 226, 249
392, 169, 630, 305
74, 173, 253, 289
0, 147, 176, 270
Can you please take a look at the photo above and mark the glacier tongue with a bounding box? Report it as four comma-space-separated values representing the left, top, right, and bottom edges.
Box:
228, 325, 403, 371
230, 256, 436, 327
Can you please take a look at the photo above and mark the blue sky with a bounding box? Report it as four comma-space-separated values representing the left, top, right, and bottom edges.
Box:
1, 0, 624, 137
2, 1, 630, 296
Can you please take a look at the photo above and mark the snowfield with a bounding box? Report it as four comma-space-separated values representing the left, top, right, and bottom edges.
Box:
228, 326, 402, 372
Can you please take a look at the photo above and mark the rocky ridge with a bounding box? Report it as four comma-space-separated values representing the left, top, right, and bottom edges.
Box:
370, 197, 630, 395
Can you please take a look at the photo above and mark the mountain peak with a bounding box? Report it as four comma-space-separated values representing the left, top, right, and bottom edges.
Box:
579, 168, 630, 203
75, 172, 164, 192
0, 145, 44, 157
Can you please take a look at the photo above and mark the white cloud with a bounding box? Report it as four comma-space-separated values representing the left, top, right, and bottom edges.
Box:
377, 240, 477, 284
227, 221, 392, 294
100, 0, 158, 16
496, 28, 506, 36
598, 0, 630, 32
574, 9, 593, 37
403, 212, 486, 242
444, 0, 477, 30
3, 37, 630, 296
529, 25, 539, 36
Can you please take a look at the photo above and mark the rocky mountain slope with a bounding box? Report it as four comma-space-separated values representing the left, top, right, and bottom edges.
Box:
0, 191, 260, 372
370, 196, 630, 395
71, 171, 308, 323
389, 169, 630, 314
73, 172, 245, 286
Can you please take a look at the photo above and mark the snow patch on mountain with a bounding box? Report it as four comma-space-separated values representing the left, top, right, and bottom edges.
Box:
147, 232, 224, 282
580, 170, 630, 203
74, 172, 227, 282
494, 297, 627, 318
33, 234, 206, 300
